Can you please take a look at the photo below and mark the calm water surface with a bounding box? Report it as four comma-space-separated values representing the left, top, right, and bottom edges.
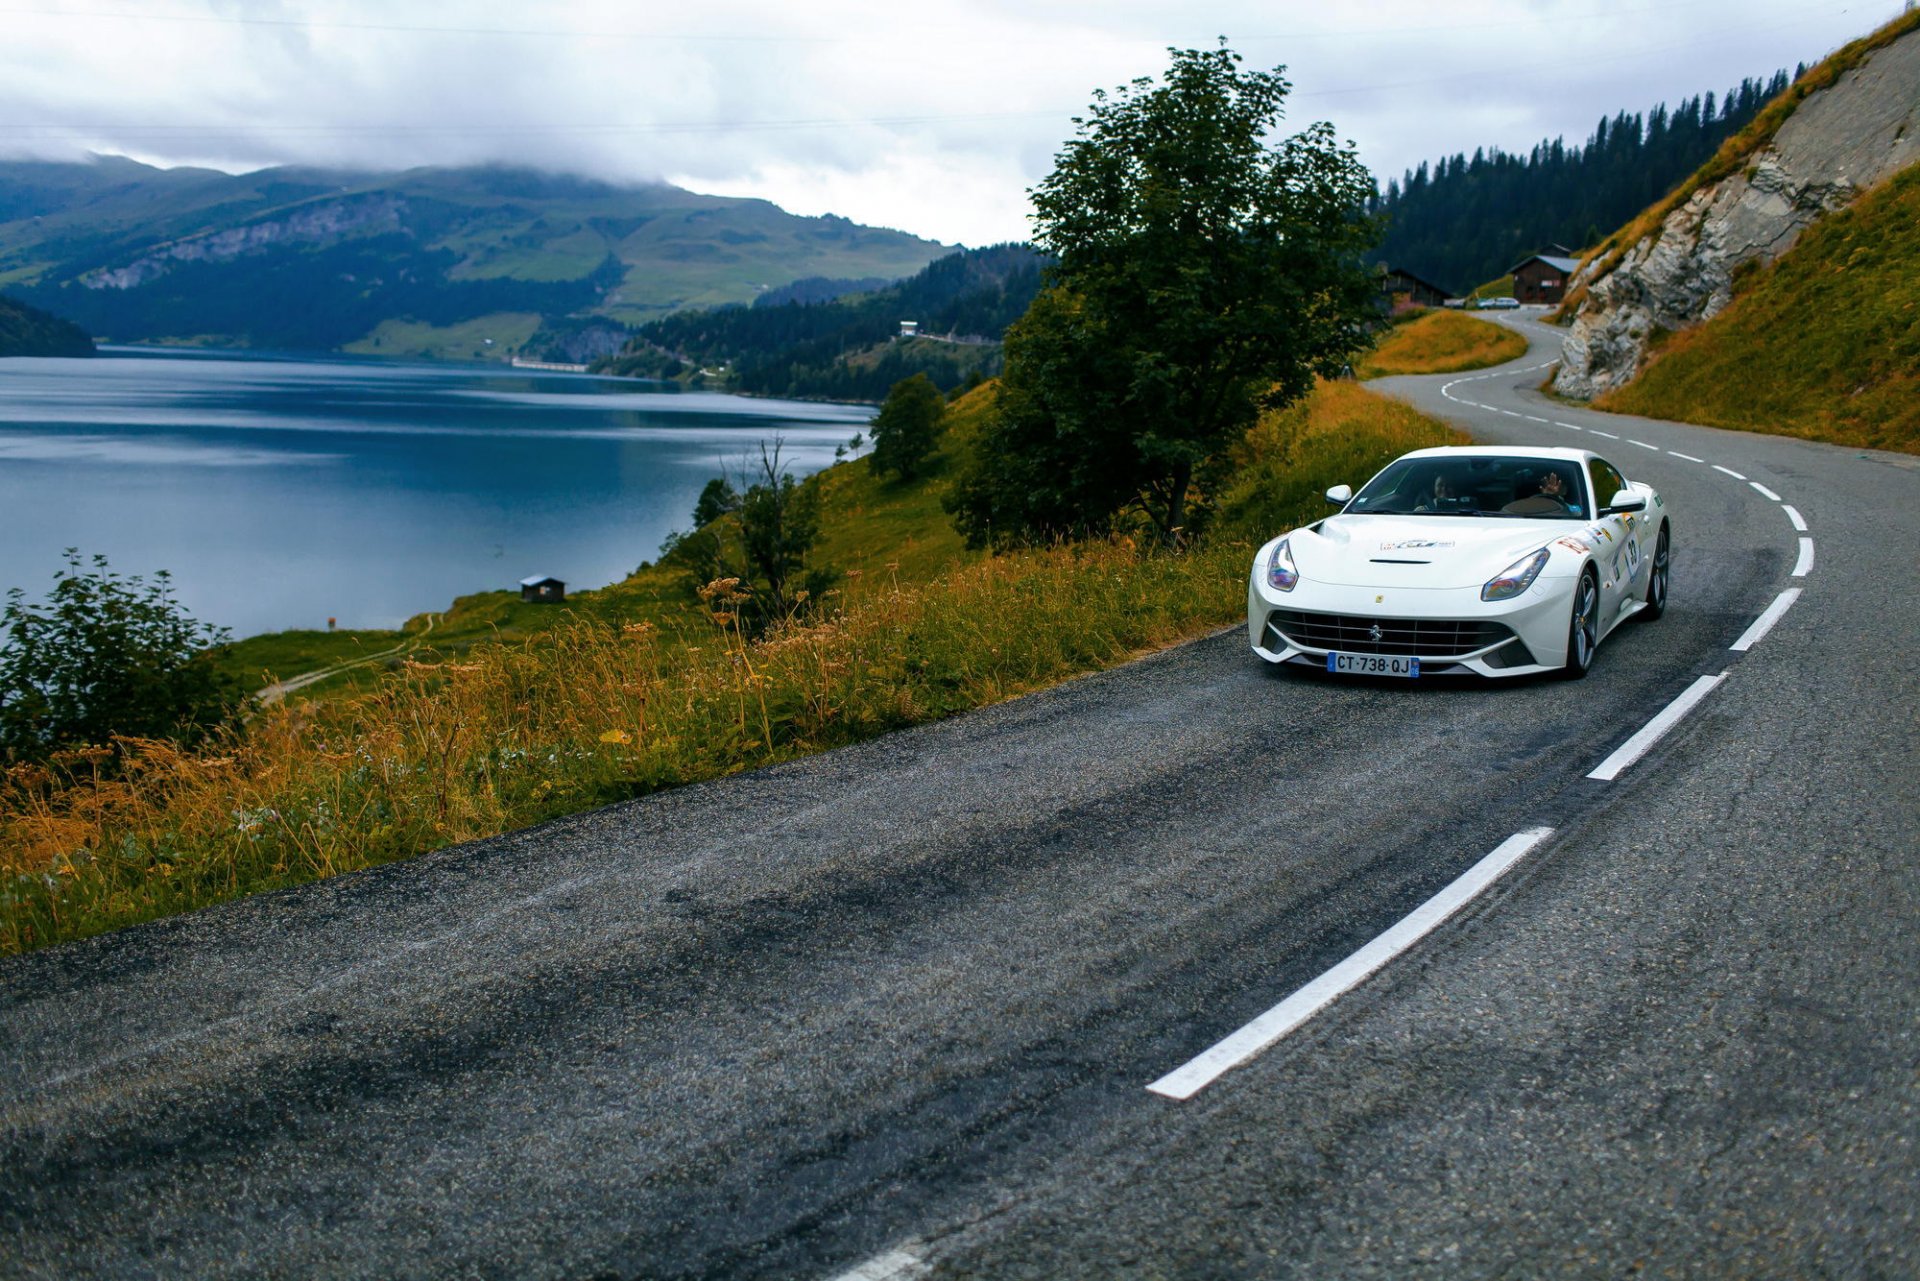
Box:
0, 349, 871, 637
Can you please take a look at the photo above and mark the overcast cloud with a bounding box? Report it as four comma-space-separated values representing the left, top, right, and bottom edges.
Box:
0, 0, 1897, 246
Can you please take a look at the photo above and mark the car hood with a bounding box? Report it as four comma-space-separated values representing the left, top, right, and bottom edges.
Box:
1293, 514, 1573, 589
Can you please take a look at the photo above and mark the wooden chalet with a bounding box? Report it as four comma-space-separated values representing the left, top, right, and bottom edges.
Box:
1378, 266, 1454, 311
519, 574, 566, 604
1509, 254, 1583, 305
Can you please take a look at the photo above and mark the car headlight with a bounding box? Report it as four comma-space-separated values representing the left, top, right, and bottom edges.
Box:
1482, 547, 1550, 601
1266, 538, 1299, 591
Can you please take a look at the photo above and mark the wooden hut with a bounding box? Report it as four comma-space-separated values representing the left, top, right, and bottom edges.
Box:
519, 574, 566, 604
1509, 254, 1582, 305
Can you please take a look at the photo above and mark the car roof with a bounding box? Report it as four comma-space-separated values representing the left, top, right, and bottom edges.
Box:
1396, 444, 1600, 464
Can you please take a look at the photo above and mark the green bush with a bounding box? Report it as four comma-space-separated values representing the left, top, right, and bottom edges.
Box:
1, 552, 241, 760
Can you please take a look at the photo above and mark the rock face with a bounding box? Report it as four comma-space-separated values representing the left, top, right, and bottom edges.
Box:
1555, 26, 1920, 399
80, 195, 408, 291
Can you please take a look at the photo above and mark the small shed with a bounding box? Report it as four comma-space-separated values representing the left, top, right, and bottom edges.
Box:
1378, 266, 1453, 311
898, 320, 919, 338
1509, 254, 1582, 305
519, 574, 566, 604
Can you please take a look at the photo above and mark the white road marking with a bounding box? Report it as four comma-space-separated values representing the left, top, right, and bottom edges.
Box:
1667, 451, 1704, 462
1554, 421, 1584, 431
1523, 414, 1548, 423
1629, 439, 1660, 450
829, 1248, 929, 1281
1792, 537, 1815, 577
1731, 589, 1804, 652
1147, 828, 1556, 1101
1587, 674, 1727, 781
1750, 481, 1782, 501
1713, 465, 1747, 480
1499, 408, 1523, 417
1589, 429, 1619, 439
1783, 504, 1808, 531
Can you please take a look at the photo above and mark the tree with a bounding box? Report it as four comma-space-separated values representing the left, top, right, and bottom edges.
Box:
0, 551, 240, 761
658, 442, 833, 631
948, 43, 1381, 549
867, 373, 947, 481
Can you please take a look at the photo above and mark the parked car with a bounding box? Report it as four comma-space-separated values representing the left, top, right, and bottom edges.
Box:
1477, 296, 1521, 310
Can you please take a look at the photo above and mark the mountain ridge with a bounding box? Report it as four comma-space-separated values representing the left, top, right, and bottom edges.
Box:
0, 156, 953, 357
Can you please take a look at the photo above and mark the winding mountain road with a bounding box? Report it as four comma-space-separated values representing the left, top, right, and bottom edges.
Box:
4, 315, 1915, 1279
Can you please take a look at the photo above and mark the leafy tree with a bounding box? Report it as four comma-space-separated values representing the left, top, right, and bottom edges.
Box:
659, 443, 833, 631
0, 551, 240, 761
948, 43, 1379, 549
692, 476, 741, 527
867, 373, 948, 481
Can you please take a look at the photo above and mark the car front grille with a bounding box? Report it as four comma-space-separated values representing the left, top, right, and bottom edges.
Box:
1268, 609, 1515, 658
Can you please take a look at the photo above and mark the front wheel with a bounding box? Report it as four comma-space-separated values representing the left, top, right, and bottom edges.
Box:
1640, 522, 1670, 620
1561, 569, 1599, 680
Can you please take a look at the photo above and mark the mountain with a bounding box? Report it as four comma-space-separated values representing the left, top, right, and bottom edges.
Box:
1555, 9, 1919, 405
1369, 70, 1791, 294
0, 292, 93, 357
0, 158, 952, 357
598, 243, 1048, 401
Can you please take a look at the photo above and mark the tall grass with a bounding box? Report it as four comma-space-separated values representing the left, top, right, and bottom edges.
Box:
1354, 311, 1528, 379
1, 381, 1465, 954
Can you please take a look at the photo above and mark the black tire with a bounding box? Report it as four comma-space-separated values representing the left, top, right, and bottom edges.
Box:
1561, 568, 1599, 680
1640, 522, 1670, 620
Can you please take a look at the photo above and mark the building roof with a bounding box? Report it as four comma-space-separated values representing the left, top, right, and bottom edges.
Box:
1510, 254, 1582, 275
519, 574, 564, 588
1380, 265, 1454, 298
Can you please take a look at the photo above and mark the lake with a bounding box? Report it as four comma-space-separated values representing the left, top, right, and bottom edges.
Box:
0, 349, 872, 638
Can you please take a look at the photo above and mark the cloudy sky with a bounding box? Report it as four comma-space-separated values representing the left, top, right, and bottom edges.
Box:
0, 0, 1897, 246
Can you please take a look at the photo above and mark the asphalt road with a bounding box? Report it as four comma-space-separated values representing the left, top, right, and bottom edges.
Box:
3, 313, 1915, 1279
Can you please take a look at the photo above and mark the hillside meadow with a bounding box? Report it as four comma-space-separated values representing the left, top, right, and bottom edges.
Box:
1594, 163, 1919, 453
1354, 309, 1527, 379
1, 380, 1464, 955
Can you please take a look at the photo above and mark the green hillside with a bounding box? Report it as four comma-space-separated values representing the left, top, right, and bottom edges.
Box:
0, 160, 951, 354
0, 292, 93, 357
1594, 163, 1919, 452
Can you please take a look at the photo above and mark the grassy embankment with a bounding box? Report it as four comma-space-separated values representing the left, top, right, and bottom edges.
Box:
1594, 163, 1919, 452
1354, 309, 1527, 379
1556, 8, 1920, 320
0, 380, 1464, 955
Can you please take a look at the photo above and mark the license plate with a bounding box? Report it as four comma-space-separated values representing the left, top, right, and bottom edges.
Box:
1327, 652, 1420, 678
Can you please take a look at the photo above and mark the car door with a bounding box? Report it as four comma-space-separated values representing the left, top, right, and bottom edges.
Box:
1586, 457, 1641, 620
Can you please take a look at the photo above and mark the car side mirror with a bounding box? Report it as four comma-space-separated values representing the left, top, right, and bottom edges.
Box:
1325, 484, 1353, 505
1606, 489, 1647, 514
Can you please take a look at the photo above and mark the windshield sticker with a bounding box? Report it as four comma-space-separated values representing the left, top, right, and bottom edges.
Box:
1379, 539, 1456, 550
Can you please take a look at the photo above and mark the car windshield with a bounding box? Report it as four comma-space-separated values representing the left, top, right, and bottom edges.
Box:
1345, 456, 1590, 519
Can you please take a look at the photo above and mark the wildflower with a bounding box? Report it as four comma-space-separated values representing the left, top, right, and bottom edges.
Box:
599, 729, 633, 745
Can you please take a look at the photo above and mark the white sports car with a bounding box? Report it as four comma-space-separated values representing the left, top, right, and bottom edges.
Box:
1248, 446, 1670, 679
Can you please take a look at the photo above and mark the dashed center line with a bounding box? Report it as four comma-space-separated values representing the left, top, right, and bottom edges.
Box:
1148, 828, 1555, 1101
1784, 505, 1808, 531
1629, 439, 1659, 450
1668, 451, 1704, 462
1713, 464, 1747, 480
1588, 674, 1727, 781
1554, 421, 1584, 431
828, 1248, 929, 1281
1732, 589, 1803, 652
1792, 537, 1815, 577
1750, 481, 1782, 501
1588, 429, 1619, 439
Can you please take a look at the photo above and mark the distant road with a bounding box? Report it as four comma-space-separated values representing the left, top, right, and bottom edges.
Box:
3, 312, 1916, 1279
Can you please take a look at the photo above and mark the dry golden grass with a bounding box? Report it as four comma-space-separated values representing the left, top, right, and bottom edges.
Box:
1354, 311, 1528, 379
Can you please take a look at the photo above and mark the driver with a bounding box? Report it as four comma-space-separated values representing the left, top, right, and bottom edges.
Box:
1504, 468, 1576, 515
1415, 473, 1456, 512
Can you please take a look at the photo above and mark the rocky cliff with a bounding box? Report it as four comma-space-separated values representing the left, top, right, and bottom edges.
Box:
1554, 21, 1920, 399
